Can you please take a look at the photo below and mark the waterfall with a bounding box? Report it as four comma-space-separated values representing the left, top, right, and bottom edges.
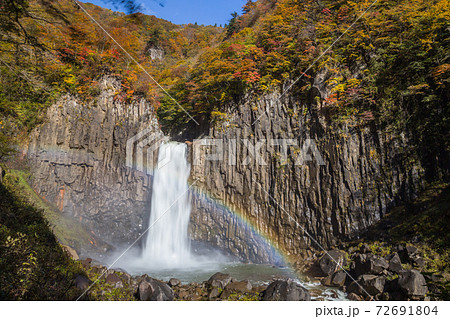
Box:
142, 142, 192, 268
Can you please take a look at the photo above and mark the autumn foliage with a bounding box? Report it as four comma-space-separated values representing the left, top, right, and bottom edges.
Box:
0, 0, 448, 171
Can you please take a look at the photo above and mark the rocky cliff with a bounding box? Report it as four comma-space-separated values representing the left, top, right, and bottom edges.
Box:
188, 90, 424, 265
26, 77, 162, 253
25, 77, 425, 265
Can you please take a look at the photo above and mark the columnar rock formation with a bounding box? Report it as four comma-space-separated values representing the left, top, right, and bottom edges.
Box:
27, 77, 162, 250
26, 77, 423, 264
189, 90, 423, 264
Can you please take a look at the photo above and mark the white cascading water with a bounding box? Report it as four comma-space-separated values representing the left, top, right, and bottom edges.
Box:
142, 142, 192, 268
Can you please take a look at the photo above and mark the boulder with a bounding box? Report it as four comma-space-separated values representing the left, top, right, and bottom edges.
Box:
225, 280, 252, 293
137, 278, 174, 301
361, 275, 386, 296
75, 275, 92, 291
81, 258, 92, 269
386, 253, 403, 273
121, 272, 132, 284
348, 275, 385, 297
318, 250, 347, 275
137, 281, 152, 301
61, 245, 79, 260
355, 254, 388, 276
168, 278, 181, 287
208, 287, 221, 300
354, 254, 366, 275
106, 273, 122, 287
206, 272, 234, 290
369, 255, 388, 274
331, 271, 347, 287
399, 245, 419, 263
322, 271, 346, 287
389, 291, 407, 301
398, 270, 428, 299
384, 278, 406, 300
262, 280, 311, 301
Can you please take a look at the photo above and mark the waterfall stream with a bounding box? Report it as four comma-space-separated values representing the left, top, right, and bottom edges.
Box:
142, 142, 193, 268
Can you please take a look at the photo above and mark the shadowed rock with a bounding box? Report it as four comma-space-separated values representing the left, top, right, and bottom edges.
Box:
386, 253, 403, 273
137, 277, 174, 301
399, 245, 419, 263
355, 254, 388, 276
208, 287, 221, 300
398, 270, 428, 299
348, 275, 385, 297
318, 250, 347, 275
75, 275, 92, 291
322, 271, 347, 287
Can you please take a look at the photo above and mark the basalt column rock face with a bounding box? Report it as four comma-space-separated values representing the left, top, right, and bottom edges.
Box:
189, 91, 423, 264
26, 77, 163, 250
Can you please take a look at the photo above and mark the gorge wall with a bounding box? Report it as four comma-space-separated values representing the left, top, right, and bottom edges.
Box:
25, 77, 424, 265
26, 77, 162, 254
188, 89, 424, 265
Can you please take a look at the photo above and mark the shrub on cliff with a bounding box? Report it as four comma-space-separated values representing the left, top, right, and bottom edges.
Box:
0, 132, 14, 161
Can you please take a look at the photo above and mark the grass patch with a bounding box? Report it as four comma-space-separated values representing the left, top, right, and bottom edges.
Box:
360, 183, 449, 262
0, 169, 86, 300
387, 183, 450, 252
344, 183, 450, 300
84, 268, 136, 301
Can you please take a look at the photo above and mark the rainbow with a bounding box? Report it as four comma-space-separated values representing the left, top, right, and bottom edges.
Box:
26, 146, 298, 270
189, 183, 296, 268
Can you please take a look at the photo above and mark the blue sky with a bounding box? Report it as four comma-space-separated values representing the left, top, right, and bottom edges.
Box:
86, 0, 247, 26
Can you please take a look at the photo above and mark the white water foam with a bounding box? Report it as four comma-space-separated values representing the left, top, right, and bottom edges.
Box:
141, 142, 194, 268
